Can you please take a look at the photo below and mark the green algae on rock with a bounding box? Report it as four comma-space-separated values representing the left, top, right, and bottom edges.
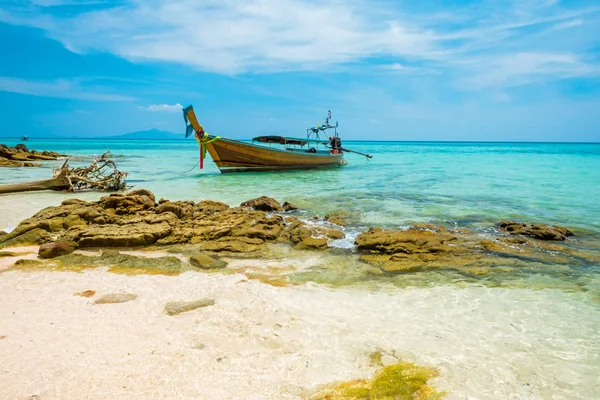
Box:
309, 361, 444, 400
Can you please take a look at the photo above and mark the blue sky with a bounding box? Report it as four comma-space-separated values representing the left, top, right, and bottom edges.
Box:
0, 0, 599, 141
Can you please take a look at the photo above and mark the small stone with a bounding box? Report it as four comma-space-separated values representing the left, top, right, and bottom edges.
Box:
189, 254, 228, 269
282, 201, 298, 212
94, 293, 137, 304
74, 290, 96, 298
38, 241, 77, 259
165, 299, 215, 315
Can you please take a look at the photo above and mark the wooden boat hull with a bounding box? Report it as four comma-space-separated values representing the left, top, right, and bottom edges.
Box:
205, 137, 344, 173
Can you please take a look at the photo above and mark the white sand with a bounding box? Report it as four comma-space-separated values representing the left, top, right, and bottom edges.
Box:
1, 266, 599, 400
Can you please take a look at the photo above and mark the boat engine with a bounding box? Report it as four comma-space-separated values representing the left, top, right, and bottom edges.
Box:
329, 136, 342, 154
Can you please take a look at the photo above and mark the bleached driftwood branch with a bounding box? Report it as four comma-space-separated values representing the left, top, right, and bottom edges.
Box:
0, 151, 128, 194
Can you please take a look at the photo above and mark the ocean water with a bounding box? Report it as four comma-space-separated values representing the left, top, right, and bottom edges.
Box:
1, 139, 600, 398
2, 139, 600, 232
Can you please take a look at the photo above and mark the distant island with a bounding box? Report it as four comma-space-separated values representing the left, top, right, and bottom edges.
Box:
106, 129, 183, 140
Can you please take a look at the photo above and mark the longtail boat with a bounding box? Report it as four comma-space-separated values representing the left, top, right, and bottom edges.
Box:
183, 105, 371, 173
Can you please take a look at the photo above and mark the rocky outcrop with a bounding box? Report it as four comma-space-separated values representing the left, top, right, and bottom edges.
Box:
497, 220, 574, 241
355, 222, 589, 274
38, 241, 77, 259
0, 190, 344, 252
0, 143, 66, 167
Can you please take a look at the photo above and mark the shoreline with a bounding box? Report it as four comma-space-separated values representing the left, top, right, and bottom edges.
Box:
0, 188, 599, 399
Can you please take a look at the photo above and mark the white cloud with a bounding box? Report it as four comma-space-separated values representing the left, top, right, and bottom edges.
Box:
552, 19, 584, 30
0, 0, 439, 74
460, 52, 596, 89
141, 103, 183, 112
0, 76, 135, 101
0, 0, 598, 88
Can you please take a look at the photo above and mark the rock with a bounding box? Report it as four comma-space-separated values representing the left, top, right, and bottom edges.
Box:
240, 196, 283, 212
155, 201, 193, 219
355, 227, 457, 254
497, 220, 574, 241
289, 226, 338, 249
324, 213, 347, 226
94, 293, 137, 304
15, 143, 28, 152
99, 192, 155, 214
61, 199, 88, 206
38, 241, 77, 259
0, 228, 49, 249
189, 254, 228, 269
74, 290, 96, 297
201, 237, 263, 252
282, 201, 298, 212
76, 222, 172, 247
298, 236, 329, 249
164, 299, 215, 315
126, 188, 156, 202
0, 144, 65, 167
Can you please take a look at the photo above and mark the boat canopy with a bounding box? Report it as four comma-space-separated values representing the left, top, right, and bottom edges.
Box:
252, 135, 329, 146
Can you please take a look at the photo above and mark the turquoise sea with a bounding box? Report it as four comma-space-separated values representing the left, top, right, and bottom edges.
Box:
1, 139, 600, 398
2, 139, 600, 232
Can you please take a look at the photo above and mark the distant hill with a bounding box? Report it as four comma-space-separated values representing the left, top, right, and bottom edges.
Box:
107, 129, 183, 140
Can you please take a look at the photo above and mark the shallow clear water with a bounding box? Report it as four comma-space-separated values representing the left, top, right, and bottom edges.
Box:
2, 139, 599, 232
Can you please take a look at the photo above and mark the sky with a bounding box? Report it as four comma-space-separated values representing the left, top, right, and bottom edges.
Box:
0, 0, 599, 141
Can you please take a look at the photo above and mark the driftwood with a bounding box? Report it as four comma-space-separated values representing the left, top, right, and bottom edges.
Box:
0, 151, 128, 194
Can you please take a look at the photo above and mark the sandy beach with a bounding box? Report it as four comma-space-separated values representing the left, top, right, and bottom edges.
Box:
1, 245, 599, 399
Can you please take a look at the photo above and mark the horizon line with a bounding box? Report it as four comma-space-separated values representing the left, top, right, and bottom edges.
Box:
1, 137, 599, 145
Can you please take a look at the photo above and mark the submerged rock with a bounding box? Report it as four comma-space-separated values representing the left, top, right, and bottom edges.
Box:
38, 241, 77, 259
497, 220, 574, 241
289, 226, 345, 249
189, 254, 227, 269
240, 196, 283, 212
94, 293, 137, 304
164, 299, 215, 315
324, 212, 348, 226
